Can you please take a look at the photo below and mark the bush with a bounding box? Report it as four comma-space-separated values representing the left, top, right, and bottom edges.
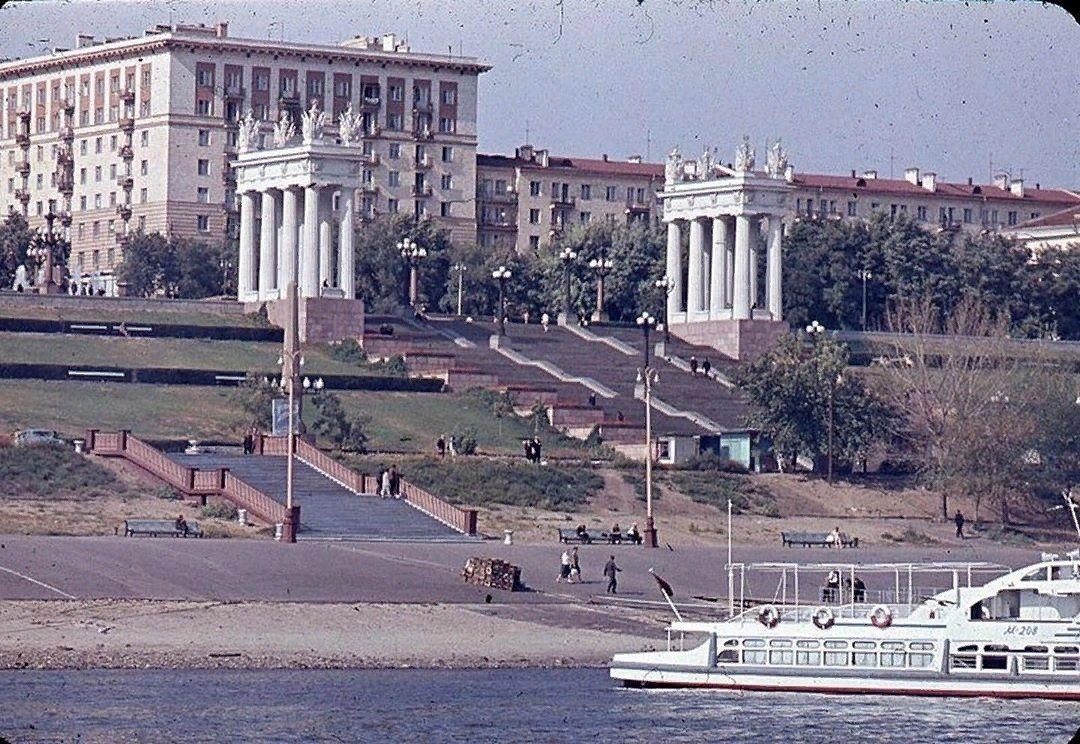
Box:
329, 338, 368, 366
667, 470, 778, 516
201, 500, 239, 520
684, 452, 750, 474
0, 442, 118, 498
878, 459, 919, 475
154, 486, 184, 500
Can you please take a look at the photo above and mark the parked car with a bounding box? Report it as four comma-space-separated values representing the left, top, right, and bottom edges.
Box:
12, 429, 67, 447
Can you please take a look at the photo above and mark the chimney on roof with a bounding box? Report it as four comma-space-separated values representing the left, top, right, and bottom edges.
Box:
382, 34, 396, 51
627, 154, 642, 164
922, 172, 937, 192
76, 34, 95, 48
516, 144, 534, 162
1010, 179, 1025, 198
904, 167, 920, 185
994, 173, 1010, 190
537, 149, 549, 167
967, 177, 973, 185
851, 169, 856, 178
863, 170, 877, 179
216, 22, 228, 38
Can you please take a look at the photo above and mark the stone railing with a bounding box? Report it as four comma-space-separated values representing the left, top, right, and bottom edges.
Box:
293, 437, 370, 494
398, 479, 478, 536
222, 470, 287, 524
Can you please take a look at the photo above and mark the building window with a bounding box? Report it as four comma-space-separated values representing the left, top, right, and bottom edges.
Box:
140, 160, 148, 175
94, 194, 102, 208
441, 146, 453, 163
35, 201, 42, 216
253, 104, 267, 120
197, 187, 209, 203
77, 223, 84, 239
388, 84, 403, 102
389, 143, 401, 160
109, 164, 117, 180
847, 200, 857, 217
94, 166, 102, 182
109, 192, 116, 207
107, 219, 114, 235
440, 201, 451, 217
138, 215, 145, 231
196, 68, 214, 86
440, 174, 452, 190
254, 72, 269, 91
80, 140, 88, 155
110, 135, 117, 151
580, 212, 591, 224
916, 205, 927, 221
387, 113, 403, 131
437, 117, 455, 133
963, 208, 973, 224
198, 129, 210, 146
441, 88, 456, 105
95, 137, 102, 153
529, 235, 539, 251
1007, 211, 1018, 226
92, 222, 100, 237
606, 186, 617, 201
529, 208, 540, 225
307, 77, 324, 97
108, 106, 118, 123
196, 215, 210, 232
197, 159, 209, 176
334, 79, 350, 97
530, 181, 541, 197
35, 173, 43, 189
196, 99, 212, 116
79, 195, 87, 210
139, 101, 150, 116
388, 171, 400, 187
226, 130, 238, 147
387, 198, 399, 213
580, 184, 591, 201
140, 188, 147, 204
80, 168, 87, 185
141, 130, 149, 147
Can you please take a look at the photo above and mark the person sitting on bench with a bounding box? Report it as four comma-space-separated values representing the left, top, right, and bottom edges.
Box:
626, 523, 642, 545
175, 514, 189, 536
575, 524, 591, 543
609, 523, 622, 544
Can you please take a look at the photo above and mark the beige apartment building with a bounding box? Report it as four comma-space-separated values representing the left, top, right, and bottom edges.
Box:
0, 23, 487, 294
476, 144, 665, 255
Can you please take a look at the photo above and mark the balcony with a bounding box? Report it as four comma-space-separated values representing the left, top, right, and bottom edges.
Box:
222, 156, 235, 181
360, 183, 379, 194
413, 127, 433, 141
14, 189, 29, 204
625, 197, 651, 213
411, 185, 433, 198
59, 125, 74, 141
119, 145, 134, 160
361, 152, 380, 166
15, 161, 30, 177
480, 219, 516, 231
360, 95, 381, 109
412, 100, 433, 113
278, 91, 300, 105
14, 133, 30, 148
120, 89, 135, 104
115, 231, 128, 244
59, 213, 72, 227
56, 174, 74, 193
116, 175, 133, 189
118, 117, 135, 132
115, 204, 132, 221
363, 125, 382, 138
479, 190, 518, 204
224, 85, 245, 101
550, 195, 576, 208
414, 154, 432, 169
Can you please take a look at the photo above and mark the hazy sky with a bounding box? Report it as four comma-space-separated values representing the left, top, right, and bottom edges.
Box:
2, 0, 1077, 187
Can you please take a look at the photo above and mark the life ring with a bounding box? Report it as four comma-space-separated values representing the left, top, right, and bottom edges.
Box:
870, 605, 893, 629
758, 604, 780, 628
812, 606, 835, 630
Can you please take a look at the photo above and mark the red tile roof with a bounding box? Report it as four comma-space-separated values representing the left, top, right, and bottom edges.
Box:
1012, 205, 1080, 229
793, 173, 1080, 206
477, 152, 663, 179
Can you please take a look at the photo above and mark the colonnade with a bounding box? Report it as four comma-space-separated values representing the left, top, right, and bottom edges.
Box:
237, 184, 355, 301
665, 214, 783, 323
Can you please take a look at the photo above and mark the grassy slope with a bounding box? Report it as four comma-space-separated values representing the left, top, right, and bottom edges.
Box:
0, 305, 266, 327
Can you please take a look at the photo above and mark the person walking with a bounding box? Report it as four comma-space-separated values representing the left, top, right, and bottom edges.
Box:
380, 467, 391, 498
557, 549, 573, 583
540, 312, 550, 332
436, 435, 446, 458
570, 546, 581, 583
689, 356, 698, 376
388, 464, 400, 498
702, 357, 711, 377
603, 555, 621, 594
449, 434, 457, 458
955, 510, 966, 539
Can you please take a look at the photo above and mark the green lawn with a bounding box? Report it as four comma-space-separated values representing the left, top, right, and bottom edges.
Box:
0, 332, 362, 375
0, 305, 266, 328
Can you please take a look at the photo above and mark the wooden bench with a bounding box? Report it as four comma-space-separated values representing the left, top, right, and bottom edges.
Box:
124, 519, 203, 538
556, 528, 642, 545
781, 531, 858, 548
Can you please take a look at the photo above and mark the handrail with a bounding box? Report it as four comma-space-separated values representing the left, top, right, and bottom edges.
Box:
399, 479, 478, 536
222, 470, 287, 524
293, 437, 368, 495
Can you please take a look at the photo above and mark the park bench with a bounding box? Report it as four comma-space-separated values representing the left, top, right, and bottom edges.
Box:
556, 528, 642, 545
781, 531, 858, 548
123, 519, 203, 538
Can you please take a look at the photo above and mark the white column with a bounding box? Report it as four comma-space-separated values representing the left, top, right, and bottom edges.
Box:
340, 189, 355, 299
237, 190, 256, 299
749, 217, 759, 311
665, 221, 682, 316
725, 219, 735, 308
318, 189, 334, 290
732, 214, 752, 320
279, 187, 299, 291
767, 215, 783, 320
687, 218, 705, 315
709, 216, 726, 318
301, 184, 320, 298
258, 190, 277, 299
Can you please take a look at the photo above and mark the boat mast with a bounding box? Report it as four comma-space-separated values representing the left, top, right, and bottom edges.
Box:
727, 498, 734, 619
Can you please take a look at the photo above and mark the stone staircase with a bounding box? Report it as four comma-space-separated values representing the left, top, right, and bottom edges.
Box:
172, 452, 468, 541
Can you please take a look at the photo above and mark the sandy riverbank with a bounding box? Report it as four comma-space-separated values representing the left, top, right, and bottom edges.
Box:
0, 599, 662, 671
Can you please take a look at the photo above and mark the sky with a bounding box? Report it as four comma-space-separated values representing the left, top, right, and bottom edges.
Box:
1, 0, 1077, 187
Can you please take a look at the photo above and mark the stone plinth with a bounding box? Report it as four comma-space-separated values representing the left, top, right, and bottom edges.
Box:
261, 296, 365, 343
673, 318, 788, 362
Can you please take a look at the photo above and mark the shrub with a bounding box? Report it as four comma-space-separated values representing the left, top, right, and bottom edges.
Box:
667, 470, 778, 516
329, 338, 367, 366
878, 459, 919, 475
155, 486, 184, 500
456, 428, 478, 456
684, 452, 750, 474
0, 442, 118, 498
201, 500, 239, 520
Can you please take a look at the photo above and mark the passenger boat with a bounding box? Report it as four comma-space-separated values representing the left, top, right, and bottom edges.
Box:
612, 495, 1080, 699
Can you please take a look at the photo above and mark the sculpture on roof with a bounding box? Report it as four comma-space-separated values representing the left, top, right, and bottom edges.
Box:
273, 110, 296, 147
734, 135, 755, 172
337, 103, 362, 144
664, 146, 683, 185
697, 146, 717, 180
765, 139, 789, 178
237, 110, 260, 153
300, 99, 328, 144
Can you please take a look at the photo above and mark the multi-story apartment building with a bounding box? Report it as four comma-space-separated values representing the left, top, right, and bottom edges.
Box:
787, 166, 1079, 235
0, 23, 488, 293
476, 144, 664, 255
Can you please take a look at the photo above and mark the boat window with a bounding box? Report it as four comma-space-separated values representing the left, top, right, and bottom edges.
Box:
950, 645, 978, 669
1022, 653, 1050, 671
982, 652, 1009, 671
824, 641, 848, 649
743, 650, 767, 664
853, 652, 878, 667
743, 639, 766, 648
823, 652, 848, 666
1053, 646, 1079, 654
1020, 567, 1046, 582
769, 640, 792, 648
881, 642, 905, 651
880, 652, 907, 667
852, 641, 876, 650
1050, 565, 1069, 580
956, 644, 978, 653
969, 602, 990, 620
796, 640, 820, 649
769, 650, 793, 664
984, 644, 1009, 652
1054, 657, 1079, 672
796, 651, 821, 665
910, 642, 935, 651
908, 653, 934, 668
1024, 645, 1048, 653
716, 649, 739, 663
722, 639, 739, 647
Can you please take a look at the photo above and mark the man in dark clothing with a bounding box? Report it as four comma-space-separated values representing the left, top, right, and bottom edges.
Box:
588, 392, 596, 407
955, 510, 965, 539
242, 431, 253, 455
523, 439, 532, 462
603, 555, 621, 594
437, 435, 446, 458
389, 465, 400, 497
689, 356, 698, 376
702, 358, 711, 376
853, 576, 866, 603
175, 514, 189, 535
532, 437, 542, 463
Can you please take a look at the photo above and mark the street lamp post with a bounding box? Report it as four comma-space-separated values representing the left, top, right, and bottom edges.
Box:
451, 262, 467, 315
559, 247, 577, 324
588, 248, 614, 322
398, 238, 427, 307
805, 320, 838, 483
859, 269, 872, 330
492, 265, 512, 336
655, 276, 674, 345
636, 312, 655, 370
637, 364, 660, 549
28, 211, 59, 294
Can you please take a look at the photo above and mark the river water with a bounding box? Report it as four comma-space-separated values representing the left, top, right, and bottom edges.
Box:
0, 668, 1075, 743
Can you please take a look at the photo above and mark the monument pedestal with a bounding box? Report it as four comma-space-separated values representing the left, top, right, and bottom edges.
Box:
257, 295, 365, 343
672, 318, 788, 362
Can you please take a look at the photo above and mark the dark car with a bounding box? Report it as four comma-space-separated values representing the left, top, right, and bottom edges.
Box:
12, 429, 67, 447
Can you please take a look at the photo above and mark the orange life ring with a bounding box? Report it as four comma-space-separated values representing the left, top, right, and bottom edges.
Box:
812, 606, 835, 630
870, 604, 893, 629
758, 605, 780, 628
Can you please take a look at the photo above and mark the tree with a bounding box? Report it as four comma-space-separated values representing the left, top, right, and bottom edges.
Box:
116, 232, 171, 297
0, 212, 35, 289
116, 232, 227, 298
309, 389, 369, 451
736, 331, 896, 474
231, 374, 277, 431
352, 214, 453, 312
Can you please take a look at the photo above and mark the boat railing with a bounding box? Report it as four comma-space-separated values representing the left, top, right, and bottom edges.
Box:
730, 602, 926, 624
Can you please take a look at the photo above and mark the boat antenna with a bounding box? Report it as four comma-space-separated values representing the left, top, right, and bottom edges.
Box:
1064, 489, 1080, 543
727, 498, 734, 620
